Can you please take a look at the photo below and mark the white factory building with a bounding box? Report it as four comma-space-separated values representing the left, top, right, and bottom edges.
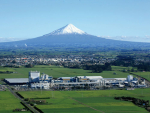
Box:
28, 71, 52, 89
4, 71, 147, 89
29, 71, 40, 83
51, 75, 147, 89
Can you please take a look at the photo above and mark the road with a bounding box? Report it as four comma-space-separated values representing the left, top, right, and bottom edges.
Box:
1, 80, 40, 113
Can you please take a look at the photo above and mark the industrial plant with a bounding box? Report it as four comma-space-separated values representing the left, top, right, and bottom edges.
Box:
4, 71, 147, 90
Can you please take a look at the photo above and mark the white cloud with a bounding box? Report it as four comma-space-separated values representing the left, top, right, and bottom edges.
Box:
145, 35, 150, 39
103, 36, 150, 43
0, 37, 28, 42
25, 43, 27, 47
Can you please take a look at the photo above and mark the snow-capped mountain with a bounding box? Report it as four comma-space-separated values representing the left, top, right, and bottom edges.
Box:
0, 24, 150, 49
46, 24, 86, 35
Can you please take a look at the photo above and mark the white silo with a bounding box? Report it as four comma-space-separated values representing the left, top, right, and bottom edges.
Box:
127, 75, 133, 82
45, 75, 49, 80
41, 75, 45, 80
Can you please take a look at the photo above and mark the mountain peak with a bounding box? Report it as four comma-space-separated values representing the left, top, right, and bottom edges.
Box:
66, 23, 74, 27
47, 24, 86, 35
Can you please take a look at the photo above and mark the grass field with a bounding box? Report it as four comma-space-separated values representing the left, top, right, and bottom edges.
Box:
0, 65, 131, 79
111, 66, 137, 71
112, 66, 150, 81
0, 91, 30, 113
131, 72, 150, 81
19, 88, 150, 113
1, 65, 150, 112
0, 67, 14, 72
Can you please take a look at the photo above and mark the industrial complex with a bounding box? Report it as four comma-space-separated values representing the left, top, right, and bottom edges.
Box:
4, 71, 147, 90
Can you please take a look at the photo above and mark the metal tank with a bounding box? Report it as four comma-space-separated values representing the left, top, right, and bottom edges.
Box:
127, 75, 133, 82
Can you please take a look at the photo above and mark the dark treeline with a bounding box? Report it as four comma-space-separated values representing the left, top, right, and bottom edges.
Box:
83, 63, 112, 73
25, 64, 34, 68
137, 63, 150, 71
112, 55, 150, 71
0, 71, 13, 73
112, 55, 135, 67
114, 96, 150, 112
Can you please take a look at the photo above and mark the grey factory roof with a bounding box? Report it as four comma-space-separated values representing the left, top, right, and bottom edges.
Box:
54, 82, 99, 85
5, 78, 28, 83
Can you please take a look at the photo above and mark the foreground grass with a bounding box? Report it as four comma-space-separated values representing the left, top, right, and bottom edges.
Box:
19, 88, 150, 113
1, 65, 150, 112
0, 91, 30, 113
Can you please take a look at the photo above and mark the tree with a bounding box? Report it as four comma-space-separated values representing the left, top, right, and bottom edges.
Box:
12, 60, 16, 63
131, 68, 134, 72
25, 64, 34, 68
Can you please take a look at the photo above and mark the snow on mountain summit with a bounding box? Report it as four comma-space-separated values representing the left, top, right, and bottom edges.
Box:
47, 24, 86, 35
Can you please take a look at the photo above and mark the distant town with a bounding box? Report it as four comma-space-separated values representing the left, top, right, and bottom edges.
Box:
1, 53, 150, 73
0, 54, 114, 67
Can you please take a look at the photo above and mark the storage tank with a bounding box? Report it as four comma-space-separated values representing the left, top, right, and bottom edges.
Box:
45, 75, 49, 80
127, 75, 133, 82
41, 75, 45, 80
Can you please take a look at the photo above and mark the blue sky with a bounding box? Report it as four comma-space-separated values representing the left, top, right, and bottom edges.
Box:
0, 0, 150, 41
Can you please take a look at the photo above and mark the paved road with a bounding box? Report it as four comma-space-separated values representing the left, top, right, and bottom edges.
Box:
1, 80, 40, 113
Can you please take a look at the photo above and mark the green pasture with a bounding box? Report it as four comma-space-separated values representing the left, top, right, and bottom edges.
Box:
0, 65, 149, 113
19, 88, 150, 113
0, 65, 130, 79
131, 72, 150, 81
111, 66, 137, 71
74, 97, 144, 113
0, 91, 30, 113
0, 67, 14, 72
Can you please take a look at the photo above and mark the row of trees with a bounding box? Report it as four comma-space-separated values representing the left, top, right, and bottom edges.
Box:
111, 55, 135, 67
112, 55, 150, 71
83, 63, 112, 73
25, 64, 34, 68
137, 63, 150, 71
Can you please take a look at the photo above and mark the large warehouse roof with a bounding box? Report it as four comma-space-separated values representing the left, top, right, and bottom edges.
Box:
4, 78, 28, 84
